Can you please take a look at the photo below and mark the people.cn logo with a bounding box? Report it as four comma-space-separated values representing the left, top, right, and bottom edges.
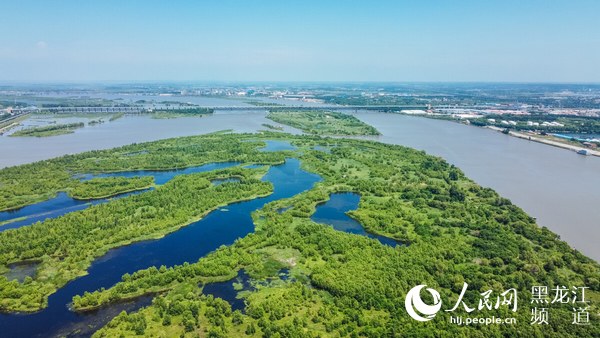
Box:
405, 284, 442, 321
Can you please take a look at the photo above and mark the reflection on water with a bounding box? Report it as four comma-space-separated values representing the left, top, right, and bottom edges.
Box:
52, 296, 154, 338
201, 268, 292, 313
0, 190, 149, 232
311, 192, 399, 247
259, 140, 297, 152
0, 192, 90, 231
201, 270, 252, 312
0, 162, 240, 232
0, 158, 321, 338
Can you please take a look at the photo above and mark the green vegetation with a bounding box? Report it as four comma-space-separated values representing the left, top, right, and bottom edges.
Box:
0, 165, 273, 312
35, 97, 123, 108
0, 114, 28, 135
68, 176, 154, 200
88, 118, 105, 126
0, 114, 27, 128
0, 134, 298, 312
149, 108, 214, 119
246, 100, 285, 107
0, 133, 286, 212
261, 123, 284, 131
47, 133, 597, 337
0, 131, 598, 335
267, 111, 380, 135
317, 94, 426, 107
109, 112, 125, 121
10, 122, 85, 137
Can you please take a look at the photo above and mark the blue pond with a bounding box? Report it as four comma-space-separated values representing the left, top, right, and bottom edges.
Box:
201, 270, 253, 312
311, 192, 399, 247
259, 140, 296, 152
202, 268, 290, 313
0, 158, 321, 338
312, 145, 332, 153
0, 162, 240, 231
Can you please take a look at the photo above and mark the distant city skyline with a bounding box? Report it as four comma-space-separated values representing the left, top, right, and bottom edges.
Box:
1, 1, 599, 83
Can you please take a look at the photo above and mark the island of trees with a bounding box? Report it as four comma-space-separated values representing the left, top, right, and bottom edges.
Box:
147, 108, 214, 119
10, 122, 85, 137
68, 176, 154, 200
266, 111, 381, 136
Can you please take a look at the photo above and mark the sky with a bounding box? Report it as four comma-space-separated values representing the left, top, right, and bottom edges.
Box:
1, 0, 599, 83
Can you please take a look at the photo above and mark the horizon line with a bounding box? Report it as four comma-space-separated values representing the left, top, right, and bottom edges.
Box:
1, 80, 600, 86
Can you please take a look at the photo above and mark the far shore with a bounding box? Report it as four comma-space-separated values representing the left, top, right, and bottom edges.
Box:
486, 126, 600, 157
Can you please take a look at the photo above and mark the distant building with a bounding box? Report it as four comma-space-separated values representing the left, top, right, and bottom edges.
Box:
541, 121, 564, 127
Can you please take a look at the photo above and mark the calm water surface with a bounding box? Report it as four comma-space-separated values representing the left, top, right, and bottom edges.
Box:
0, 158, 321, 337
311, 192, 399, 247
1, 111, 599, 335
0, 162, 240, 231
201, 270, 252, 312
1, 112, 598, 258
0, 112, 300, 168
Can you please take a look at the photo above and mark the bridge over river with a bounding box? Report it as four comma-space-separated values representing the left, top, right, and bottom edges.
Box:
16, 105, 430, 114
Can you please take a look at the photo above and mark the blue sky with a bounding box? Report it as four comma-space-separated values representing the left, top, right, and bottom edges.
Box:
1, 0, 599, 82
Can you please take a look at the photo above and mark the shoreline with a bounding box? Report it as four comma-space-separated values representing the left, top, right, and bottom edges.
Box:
485, 126, 600, 157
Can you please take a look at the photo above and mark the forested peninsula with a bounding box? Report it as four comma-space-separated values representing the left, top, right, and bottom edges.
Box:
0, 132, 598, 337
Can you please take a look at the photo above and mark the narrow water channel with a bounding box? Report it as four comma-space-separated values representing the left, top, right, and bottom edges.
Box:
0, 157, 321, 338
0, 162, 240, 232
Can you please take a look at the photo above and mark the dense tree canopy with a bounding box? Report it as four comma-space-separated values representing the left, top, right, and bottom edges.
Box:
23, 132, 594, 337
266, 111, 380, 136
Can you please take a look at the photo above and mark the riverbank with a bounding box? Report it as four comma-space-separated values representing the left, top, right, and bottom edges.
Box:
486, 126, 600, 157
10, 122, 85, 137
71, 133, 599, 338
0, 163, 274, 313
354, 112, 600, 262
0, 113, 29, 135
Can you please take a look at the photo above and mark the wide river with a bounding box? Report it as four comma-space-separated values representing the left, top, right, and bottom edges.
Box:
1, 111, 598, 261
